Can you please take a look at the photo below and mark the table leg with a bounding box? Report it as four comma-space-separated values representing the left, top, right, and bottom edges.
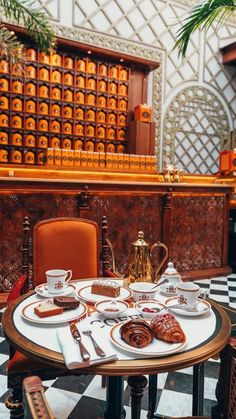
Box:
104, 376, 126, 419
127, 375, 148, 419
147, 374, 158, 419
192, 363, 204, 415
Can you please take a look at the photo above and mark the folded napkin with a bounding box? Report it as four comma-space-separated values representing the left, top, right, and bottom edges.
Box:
56, 325, 117, 369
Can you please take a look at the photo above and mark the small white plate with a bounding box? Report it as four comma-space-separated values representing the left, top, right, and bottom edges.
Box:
95, 299, 129, 318
77, 285, 132, 304
134, 300, 166, 319
22, 299, 87, 324
35, 283, 76, 298
110, 320, 187, 356
165, 297, 211, 317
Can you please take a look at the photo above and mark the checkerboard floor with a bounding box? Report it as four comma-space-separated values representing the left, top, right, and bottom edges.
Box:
0, 274, 235, 419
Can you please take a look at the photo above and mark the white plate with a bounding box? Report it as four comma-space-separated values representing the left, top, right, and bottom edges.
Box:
110, 320, 187, 357
35, 283, 76, 298
134, 300, 166, 319
77, 285, 132, 304
165, 297, 211, 317
22, 300, 87, 324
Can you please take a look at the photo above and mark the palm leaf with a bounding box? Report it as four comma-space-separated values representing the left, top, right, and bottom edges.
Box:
0, 0, 55, 52
174, 0, 236, 57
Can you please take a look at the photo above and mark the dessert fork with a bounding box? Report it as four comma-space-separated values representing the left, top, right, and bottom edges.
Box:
81, 321, 106, 358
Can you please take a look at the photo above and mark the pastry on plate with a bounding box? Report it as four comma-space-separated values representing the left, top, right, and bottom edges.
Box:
120, 319, 154, 348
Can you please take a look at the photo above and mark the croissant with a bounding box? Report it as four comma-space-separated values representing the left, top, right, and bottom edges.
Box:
120, 319, 154, 348
150, 313, 185, 343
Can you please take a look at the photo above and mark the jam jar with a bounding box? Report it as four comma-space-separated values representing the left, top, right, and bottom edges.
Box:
12, 115, 22, 129
39, 52, 50, 64
87, 60, 96, 74
24, 150, 35, 164
119, 67, 128, 80
63, 89, 73, 102
74, 123, 84, 136
64, 56, 74, 69
76, 91, 85, 104
76, 75, 85, 88
50, 137, 60, 148
12, 97, 22, 112
119, 83, 128, 96
109, 82, 117, 94
0, 96, 9, 109
106, 143, 115, 153
39, 84, 49, 98
26, 48, 37, 61
0, 60, 9, 73
74, 139, 83, 150
51, 87, 61, 100
39, 67, 49, 81
97, 95, 106, 107
26, 65, 36, 79
51, 103, 61, 116
75, 107, 84, 120
11, 133, 22, 146
12, 64, 23, 76
38, 136, 48, 148
38, 118, 48, 132
96, 142, 105, 152
97, 110, 106, 123
25, 100, 36, 113
61, 138, 72, 149
86, 108, 95, 121
85, 140, 94, 151
50, 119, 60, 133
118, 113, 126, 125
64, 73, 73, 86
98, 79, 107, 92
51, 70, 62, 83
38, 101, 49, 115
51, 53, 62, 66
37, 150, 45, 165
0, 132, 8, 145
87, 77, 96, 90
117, 128, 126, 140
109, 66, 118, 79
108, 127, 116, 140
63, 106, 73, 119
0, 148, 8, 162
12, 80, 23, 94
11, 149, 22, 164
76, 59, 86, 72
25, 134, 36, 147
108, 112, 116, 124
86, 124, 94, 137
96, 125, 105, 139
25, 116, 35, 130
117, 144, 125, 153
119, 98, 127, 111
108, 97, 117, 109
0, 113, 9, 127
99, 63, 107, 76
0, 78, 9, 92
62, 121, 72, 134
26, 82, 36, 96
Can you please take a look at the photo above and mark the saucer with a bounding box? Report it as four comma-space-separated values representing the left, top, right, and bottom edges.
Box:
35, 283, 76, 298
165, 297, 211, 317
160, 284, 177, 297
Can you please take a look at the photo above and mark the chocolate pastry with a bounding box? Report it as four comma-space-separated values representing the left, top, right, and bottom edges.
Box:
150, 313, 185, 343
53, 296, 80, 310
120, 319, 154, 348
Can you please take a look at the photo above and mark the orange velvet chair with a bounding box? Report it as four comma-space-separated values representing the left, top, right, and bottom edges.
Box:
5, 215, 112, 418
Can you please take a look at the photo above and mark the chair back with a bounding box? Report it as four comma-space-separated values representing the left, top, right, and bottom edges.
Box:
33, 217, 100, 287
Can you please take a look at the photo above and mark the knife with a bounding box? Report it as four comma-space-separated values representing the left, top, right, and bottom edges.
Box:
70, 323, 90, 361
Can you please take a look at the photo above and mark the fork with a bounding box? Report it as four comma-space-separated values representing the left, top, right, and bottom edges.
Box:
81, 321, 106, 358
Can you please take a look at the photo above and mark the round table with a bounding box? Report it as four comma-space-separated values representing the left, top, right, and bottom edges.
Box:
2, 291, 231, 419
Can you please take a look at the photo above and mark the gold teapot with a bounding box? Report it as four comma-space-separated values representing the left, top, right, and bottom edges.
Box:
124, 231, 168, 285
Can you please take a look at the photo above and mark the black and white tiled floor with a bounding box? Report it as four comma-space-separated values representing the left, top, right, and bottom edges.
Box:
0, 274, 236, 419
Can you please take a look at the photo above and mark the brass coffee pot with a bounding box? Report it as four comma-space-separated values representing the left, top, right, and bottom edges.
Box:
124, 231, 168, 285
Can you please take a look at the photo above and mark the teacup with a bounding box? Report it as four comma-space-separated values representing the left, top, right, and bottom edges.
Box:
176, 282, 202, 309
128, 282, 157, 302
46, 269, 72, 294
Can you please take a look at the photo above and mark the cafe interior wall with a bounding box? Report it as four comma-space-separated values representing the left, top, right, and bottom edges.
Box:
5, 0, 236, 174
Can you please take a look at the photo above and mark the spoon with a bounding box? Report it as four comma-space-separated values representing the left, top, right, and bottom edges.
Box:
151, 278, 168, 290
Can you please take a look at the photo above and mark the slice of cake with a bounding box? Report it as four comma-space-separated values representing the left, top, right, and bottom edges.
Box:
91, 280, 120, 298
54, 296, 80, 310
34, 302, 63, 318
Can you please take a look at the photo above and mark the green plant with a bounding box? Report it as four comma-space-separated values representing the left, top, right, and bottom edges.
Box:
0, 0, 55, 66
175, 0, 236, 57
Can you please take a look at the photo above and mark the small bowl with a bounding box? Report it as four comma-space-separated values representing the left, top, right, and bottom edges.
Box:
95, 299, 129, 318
134, 300, 166, 319
128, 282, 157, 302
